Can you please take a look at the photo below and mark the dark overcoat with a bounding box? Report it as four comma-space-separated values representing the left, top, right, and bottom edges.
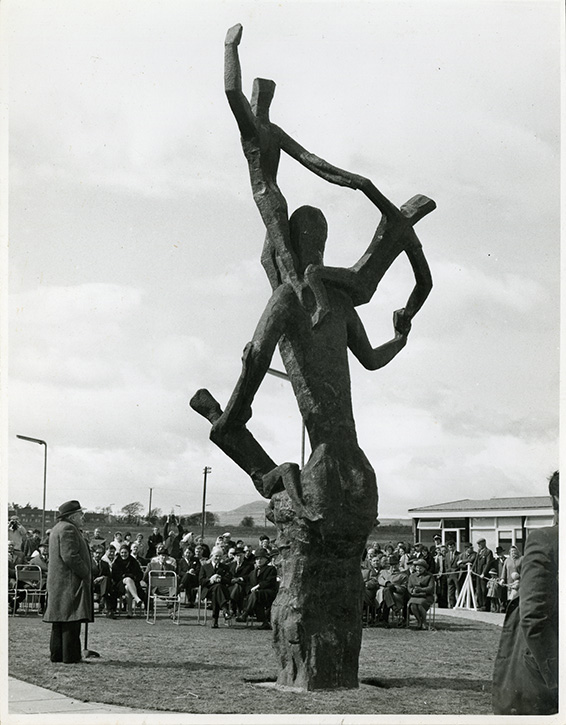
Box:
492, 525, 558, 715
43, 518, 93, 623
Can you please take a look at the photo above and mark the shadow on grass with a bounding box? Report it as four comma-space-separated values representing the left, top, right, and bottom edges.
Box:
96, 660, 240, 671
361, 676, 491, 692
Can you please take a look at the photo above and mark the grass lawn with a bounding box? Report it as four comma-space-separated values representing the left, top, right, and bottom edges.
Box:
9, 609, 499, 715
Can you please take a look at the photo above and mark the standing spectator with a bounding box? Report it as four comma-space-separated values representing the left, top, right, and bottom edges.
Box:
486, 567, 503, 612
493, 545, 507, 575
493, 471, 558, 715
499, 545, 521, 612
472, 538, 494, 611
8, 517, 27, 552
90, 528, 107, 551
445, 540, 461, 608
24, 529, 41, 559
361, 554, 381, 622
43, 500, 93, 664
397, 543, 410, 571
146, 527, 163, 559
456, 542, 477, 596
133, 532, 147, 558
433, 544, 448, 608
163, 515, 184, 560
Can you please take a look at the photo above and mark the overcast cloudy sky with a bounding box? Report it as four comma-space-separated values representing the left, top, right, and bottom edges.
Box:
5, 0, 560, 520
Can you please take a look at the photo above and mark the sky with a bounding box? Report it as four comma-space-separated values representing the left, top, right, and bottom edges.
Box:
3, 0, 561, 521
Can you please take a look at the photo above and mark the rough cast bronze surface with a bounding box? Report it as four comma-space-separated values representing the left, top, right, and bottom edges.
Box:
190, 24, 434, 690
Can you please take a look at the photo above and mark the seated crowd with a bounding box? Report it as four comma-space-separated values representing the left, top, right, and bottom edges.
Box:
9, 513, 520, 630
87, 517, 280, 629
361, 537, 521, 629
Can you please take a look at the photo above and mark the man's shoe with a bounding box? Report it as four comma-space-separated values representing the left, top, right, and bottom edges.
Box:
235, 613, 248, 623
212, 620, 219, 628
259, 621, 272, 630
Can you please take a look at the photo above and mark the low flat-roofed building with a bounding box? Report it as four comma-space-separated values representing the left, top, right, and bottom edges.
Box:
408, 495, 554, 553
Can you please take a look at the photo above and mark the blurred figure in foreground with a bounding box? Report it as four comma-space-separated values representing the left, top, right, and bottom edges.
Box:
492, 470, 558, 715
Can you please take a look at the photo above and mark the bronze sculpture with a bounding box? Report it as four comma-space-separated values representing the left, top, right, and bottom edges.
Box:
191, 24, 434, 690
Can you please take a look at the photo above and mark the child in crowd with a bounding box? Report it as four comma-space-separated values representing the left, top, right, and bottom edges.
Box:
486, 567, 502, 612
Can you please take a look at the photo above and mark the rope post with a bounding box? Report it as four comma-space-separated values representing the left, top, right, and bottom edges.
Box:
454, 563, 477, 611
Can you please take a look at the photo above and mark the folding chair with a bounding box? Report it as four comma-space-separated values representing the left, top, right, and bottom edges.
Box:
146, 570, 180, 624
196, 585, 208, 625
13, 565, 43, 615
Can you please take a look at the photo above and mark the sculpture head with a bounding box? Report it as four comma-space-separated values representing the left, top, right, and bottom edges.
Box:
251, 78, 275, 118
290, 205, 328, 273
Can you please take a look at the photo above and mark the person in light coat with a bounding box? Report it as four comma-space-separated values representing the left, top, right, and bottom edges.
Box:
43, 500, 93, 663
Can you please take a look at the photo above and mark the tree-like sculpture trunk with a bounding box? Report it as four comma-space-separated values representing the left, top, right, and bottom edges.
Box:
270, 468, 376, 689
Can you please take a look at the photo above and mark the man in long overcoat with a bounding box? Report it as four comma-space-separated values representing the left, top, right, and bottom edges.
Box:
492, 471, 559, 715
43, 500, 93, 663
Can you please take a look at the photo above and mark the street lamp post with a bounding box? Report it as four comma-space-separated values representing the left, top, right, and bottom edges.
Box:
201, 466, 211, 540
16, 435, 48, 539
267, 367, 306, 467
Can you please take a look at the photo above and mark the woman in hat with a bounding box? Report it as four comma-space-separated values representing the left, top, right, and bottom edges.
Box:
43, 500, 93, 663
407, 558, 434, 630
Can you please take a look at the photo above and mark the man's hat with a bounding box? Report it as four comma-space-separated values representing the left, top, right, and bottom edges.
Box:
477, 538, 486, 545
413, 559, 428, 570
233, 547, 245, 555
255, 548, 271, 560
57, 500, 83, 518
388, 554, 400, 565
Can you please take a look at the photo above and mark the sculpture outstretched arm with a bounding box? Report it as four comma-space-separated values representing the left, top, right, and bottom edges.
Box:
224, 24, 257, 140
277, 126, 362, 189
347, 307, 409, 371
401, 229, 433, 320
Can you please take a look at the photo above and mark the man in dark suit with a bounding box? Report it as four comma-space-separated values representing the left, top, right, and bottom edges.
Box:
236, 548, 279, 629
199, 547, 232, 627
493, 471, 559, 715
472, 538, 494, 611
43, 500, 93, 664
91, 545, 113, 616
444, 540, 461, 608
228, 547, 255, 616
177, 546, 200, 606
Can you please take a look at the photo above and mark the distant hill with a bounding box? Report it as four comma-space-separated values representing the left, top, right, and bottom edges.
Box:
214, 499, 410, 528
214, 499, 272, 527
